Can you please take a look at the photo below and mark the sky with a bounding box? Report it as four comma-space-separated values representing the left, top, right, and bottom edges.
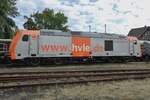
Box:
15, 0, 150, 35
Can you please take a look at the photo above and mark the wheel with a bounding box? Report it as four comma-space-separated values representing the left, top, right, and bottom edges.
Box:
4, 57, 13, 66
53, 58, 63, 65
30, 58, 40, 66
144, 56, 150, 63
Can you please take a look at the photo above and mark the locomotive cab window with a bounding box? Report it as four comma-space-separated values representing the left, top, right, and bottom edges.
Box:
22, 35, 29, 42
105, 40, 113, 51
134, 41, 137, 45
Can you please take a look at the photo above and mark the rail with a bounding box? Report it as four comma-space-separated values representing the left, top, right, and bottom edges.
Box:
1, 68, 150, 88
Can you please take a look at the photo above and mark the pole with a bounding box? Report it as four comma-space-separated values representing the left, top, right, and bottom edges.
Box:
105, 24, 107, 34
89, 25, 91, 32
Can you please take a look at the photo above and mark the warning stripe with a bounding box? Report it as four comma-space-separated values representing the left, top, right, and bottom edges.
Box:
9, 31, 22, 60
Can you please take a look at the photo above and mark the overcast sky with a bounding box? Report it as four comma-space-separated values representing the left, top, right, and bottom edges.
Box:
14, 0, 150, 35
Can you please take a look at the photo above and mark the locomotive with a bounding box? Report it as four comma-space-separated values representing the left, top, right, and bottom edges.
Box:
6, 29, 146, 66
0, 39, 11, 64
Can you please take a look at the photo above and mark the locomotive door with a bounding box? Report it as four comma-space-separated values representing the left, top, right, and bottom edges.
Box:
29, 34, 39, 57
129, 42, 134, 56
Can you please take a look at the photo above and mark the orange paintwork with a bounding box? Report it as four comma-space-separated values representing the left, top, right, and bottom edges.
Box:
21, 30, 39, 39
9, 30, 39, 60
9, 31, 22, 60
92, 44, 104, 52
40, 44, 68, 52
72, 37, 91, 57
128, 36, 138, 42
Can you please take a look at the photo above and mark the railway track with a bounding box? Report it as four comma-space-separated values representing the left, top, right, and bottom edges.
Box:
1, 68, 150, 88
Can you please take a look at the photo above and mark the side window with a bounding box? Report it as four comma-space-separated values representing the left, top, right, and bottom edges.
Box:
105, 40, 113, 51
22, 35, 29, 42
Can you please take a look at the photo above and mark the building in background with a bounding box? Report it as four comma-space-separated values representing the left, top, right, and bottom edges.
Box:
128, 26, 150, 41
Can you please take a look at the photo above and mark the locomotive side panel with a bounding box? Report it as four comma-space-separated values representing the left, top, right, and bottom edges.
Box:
39, 35, 71, 57
91, 38, 104, 56
91, 38, 130, 57
112, 39, 130, 56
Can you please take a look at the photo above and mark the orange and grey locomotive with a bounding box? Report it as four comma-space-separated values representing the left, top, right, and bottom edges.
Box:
8, 30, 142, 65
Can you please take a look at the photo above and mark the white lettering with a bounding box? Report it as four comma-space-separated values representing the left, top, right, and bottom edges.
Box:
72, 44, 90, 52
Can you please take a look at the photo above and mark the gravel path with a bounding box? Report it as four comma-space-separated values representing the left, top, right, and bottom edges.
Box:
0, 62, 150, 73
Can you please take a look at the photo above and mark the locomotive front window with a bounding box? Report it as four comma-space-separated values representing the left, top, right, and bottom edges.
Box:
22, 35, 29, 42
105, 40, 113, 51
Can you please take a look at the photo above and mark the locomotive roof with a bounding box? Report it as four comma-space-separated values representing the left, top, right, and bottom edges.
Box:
40, 30, 127, 39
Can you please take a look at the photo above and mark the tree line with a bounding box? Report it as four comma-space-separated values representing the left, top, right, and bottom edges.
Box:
0, 0, 69, 39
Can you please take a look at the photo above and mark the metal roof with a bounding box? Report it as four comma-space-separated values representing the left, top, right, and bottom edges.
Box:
40, 30, 127, 39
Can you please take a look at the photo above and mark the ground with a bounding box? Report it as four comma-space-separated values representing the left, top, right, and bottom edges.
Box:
1, 62, 150, 73
1, 79, 150, 100
1, 62, 150, 100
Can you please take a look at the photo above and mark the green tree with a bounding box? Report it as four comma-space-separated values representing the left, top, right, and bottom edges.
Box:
0, 0, 19, 39
24, 8, 69, 31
